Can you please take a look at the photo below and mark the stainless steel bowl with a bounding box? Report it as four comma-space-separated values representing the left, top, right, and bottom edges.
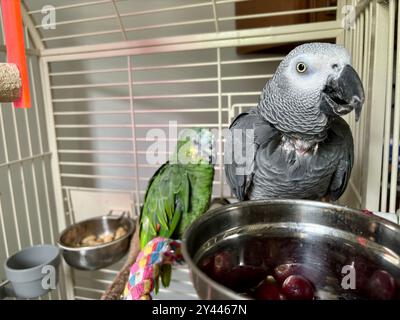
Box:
182, 200, 400, 300
58, 213, 135, 270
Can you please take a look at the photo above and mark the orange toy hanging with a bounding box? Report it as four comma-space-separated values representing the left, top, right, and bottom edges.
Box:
1, 0, 31, 108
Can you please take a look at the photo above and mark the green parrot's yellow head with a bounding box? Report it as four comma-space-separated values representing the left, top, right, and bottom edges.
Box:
172, 128, 214, 165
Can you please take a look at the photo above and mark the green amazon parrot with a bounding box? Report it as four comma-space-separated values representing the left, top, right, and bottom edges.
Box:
139, 128, 215, 249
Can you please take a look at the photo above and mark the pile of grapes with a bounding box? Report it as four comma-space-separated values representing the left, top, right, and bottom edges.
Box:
199, 248, 397, 300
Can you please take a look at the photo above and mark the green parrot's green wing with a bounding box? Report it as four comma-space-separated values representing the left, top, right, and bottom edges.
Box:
177, 164, 214, 237
139, 163, 190, 249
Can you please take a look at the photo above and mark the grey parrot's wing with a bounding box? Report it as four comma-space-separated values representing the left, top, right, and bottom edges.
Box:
325, 117, 354, 200
224, 111, 253, 200
225, 109, 277, 200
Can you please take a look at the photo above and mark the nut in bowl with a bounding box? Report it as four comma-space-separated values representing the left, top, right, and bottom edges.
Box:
58, 212, 135, 270
182, 200, 400, 300
78, 227, 128, 247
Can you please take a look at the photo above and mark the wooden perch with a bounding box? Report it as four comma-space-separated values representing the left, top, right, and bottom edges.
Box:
0, 63, 21, 103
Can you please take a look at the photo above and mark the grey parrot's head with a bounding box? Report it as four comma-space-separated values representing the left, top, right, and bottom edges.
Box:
259, 42, 365, 140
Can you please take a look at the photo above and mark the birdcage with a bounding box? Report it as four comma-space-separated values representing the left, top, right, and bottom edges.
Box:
0, 0, 399, 300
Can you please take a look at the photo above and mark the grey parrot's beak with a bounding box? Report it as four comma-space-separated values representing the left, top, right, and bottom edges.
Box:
322, 64, 365, 121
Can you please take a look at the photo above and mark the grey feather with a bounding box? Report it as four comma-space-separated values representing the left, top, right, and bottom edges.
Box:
225, 110, 353, 201
325, 117, 354, 200
224, 109, 278, 200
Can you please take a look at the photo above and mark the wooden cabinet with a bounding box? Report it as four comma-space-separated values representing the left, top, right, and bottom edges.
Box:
235, 0, 337, 54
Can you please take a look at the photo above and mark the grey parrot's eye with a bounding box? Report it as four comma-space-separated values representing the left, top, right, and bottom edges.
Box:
296, 62, 307, 73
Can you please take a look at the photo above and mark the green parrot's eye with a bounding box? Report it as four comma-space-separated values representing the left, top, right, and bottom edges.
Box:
296, 62, 307, 73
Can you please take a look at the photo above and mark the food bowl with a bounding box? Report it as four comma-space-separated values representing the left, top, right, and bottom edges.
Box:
4, 245, 60, 299
58, 213, 135, 270
182, 200, 400, 300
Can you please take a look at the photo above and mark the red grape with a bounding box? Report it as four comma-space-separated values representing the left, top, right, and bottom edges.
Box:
282, 275, 314, 300
243, 239, 266, 267
213, 251, 233, 274
255, 277, 282, 300
199, 256, 214, 275
368, 270, 396, 300
274, 263, 319, 285
199, 251, 234, 286
225, 265, 267, 292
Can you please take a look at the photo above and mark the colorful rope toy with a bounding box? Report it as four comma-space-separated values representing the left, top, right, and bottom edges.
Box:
123, 237, 183, 300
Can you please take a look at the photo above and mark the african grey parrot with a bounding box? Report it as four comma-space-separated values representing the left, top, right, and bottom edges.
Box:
225, 43, 365, 201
